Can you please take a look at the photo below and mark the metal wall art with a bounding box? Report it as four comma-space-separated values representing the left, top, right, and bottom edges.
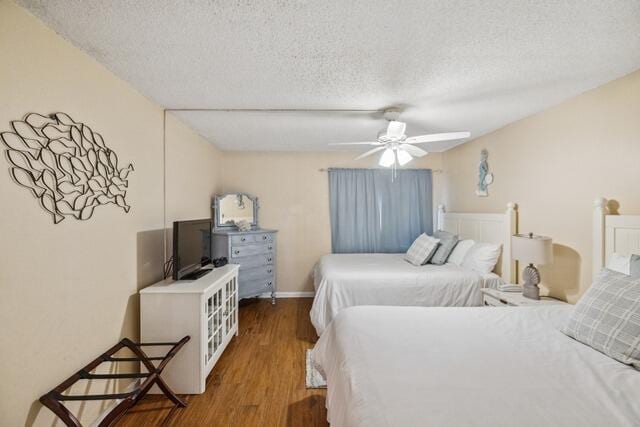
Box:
1, 112, 134, 223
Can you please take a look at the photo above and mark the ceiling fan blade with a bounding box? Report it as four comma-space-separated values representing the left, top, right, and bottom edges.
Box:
405, 131, 471, 144
355, 146, 386, 160
401, 144, 429, 157
328, 141, 380, 146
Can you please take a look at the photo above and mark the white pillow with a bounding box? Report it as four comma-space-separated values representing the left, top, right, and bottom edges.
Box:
405, 234, 440, 266
607, 253, 632, 275
461, 242, 502, 274
447, 239, 475, 266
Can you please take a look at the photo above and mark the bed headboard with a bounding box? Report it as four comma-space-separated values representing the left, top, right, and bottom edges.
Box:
436, 203, 518, 283
593, 197, 640, 276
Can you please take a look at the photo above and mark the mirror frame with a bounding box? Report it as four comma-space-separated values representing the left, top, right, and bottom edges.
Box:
212, 192, 259, 229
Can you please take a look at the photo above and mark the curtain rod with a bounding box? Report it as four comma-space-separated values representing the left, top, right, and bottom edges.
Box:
318, 168, 443, 173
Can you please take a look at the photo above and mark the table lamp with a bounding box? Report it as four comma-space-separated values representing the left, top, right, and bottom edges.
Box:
511, 233, 553, 300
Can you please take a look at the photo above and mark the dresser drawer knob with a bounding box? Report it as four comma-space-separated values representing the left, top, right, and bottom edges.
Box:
262, 235, 268, 240
268, 281, 273, 287
267, 269, 272, 273
241, 237, 246, 242
234, 250, 240, 255
267, 257, 272, 262
268, 245, 273, 250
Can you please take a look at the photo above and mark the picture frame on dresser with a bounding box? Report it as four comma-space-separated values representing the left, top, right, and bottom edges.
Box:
212, 193, 278, 304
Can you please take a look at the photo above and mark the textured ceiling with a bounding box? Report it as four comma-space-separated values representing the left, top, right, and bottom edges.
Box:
18, 0, 640, 152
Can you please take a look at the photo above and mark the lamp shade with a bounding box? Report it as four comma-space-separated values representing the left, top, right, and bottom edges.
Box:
379, 148, 395, 167
511, 233, 553, 265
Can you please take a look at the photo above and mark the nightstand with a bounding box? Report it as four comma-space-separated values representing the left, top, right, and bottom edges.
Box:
481, 288, 568, 307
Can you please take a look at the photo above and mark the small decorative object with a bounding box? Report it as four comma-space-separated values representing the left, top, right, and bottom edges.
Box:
212, 257, 228, 268
476, 148, 493, 197
0, 112, 134, 223
511, 233, 553, 300
235, 219, 251, 231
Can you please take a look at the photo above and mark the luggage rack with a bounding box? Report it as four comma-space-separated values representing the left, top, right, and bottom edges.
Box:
39, 336, 190, 427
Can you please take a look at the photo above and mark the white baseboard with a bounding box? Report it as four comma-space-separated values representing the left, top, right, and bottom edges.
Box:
258, 291, 315, 298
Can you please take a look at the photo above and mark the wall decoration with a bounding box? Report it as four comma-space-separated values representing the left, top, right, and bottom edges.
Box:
476, 148, 493, 197
0, 112, 134, 223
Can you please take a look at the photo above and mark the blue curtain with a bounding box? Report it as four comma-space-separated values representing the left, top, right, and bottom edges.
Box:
329, 168, 433, 253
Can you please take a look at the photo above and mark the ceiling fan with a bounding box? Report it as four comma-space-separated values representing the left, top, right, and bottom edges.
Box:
329, 109, 471, 167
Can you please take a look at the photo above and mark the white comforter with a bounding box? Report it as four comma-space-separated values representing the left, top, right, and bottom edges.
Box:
312, 305, 640, 427
310, 253, 501, 335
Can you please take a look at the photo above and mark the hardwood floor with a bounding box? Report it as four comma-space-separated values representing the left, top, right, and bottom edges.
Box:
119, 298, 327, 427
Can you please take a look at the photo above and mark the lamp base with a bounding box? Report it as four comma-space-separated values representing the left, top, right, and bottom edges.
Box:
522, 264, 541, 300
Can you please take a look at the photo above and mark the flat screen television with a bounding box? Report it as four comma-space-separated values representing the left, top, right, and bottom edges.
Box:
172, 219, 212, 280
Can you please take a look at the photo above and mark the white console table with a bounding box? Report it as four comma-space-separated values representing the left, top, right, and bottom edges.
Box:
140, 264, 239, 394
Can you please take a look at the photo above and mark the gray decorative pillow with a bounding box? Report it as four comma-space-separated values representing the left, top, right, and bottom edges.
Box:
629, 254, 640, 278
405, 233, 440, 266
429, 231, 459, 265
563, 269, 640, 369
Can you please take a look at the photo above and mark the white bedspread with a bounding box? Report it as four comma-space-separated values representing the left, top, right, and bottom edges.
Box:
312, 305, 640, 427
310, 253, 501, 335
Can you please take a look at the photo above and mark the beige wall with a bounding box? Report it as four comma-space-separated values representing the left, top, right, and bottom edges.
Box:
164, 113, 223, 258
220, 152, 443, 292
441, 69, 640, 303
0, 1, 220, 425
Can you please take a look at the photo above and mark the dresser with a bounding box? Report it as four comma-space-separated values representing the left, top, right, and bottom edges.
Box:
212, 228, 278, 303
140, 264, 239, 394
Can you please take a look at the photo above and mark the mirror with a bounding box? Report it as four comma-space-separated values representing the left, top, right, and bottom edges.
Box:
214, 193, 258, 228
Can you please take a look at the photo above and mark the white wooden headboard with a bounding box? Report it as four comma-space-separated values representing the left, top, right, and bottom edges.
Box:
436, 203, 518, 283
593, 197, 640, 276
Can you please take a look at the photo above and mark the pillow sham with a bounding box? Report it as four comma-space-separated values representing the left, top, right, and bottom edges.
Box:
429, 231, 459, 265
405, 233, 440, 266
447, 239, 475, 266
606, 253, 640, 278
563, 269, 640, 370
607, 253, 632, 275
631, 255, 640, 278
461, 242, 502, 274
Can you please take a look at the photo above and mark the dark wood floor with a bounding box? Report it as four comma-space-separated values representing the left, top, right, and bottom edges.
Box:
119, 298, 327, 427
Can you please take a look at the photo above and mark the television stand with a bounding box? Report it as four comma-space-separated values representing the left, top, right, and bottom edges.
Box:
140, 264, 239, 394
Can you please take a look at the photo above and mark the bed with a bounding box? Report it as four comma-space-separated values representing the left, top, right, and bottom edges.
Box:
312, 197, 640, 426
312, 305, 640, 427
310, 203, 518, 335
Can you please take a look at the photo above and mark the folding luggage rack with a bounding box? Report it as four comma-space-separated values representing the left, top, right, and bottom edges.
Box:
39, 336, 190, 427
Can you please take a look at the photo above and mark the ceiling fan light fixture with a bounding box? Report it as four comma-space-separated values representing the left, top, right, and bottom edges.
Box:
379, 148, 395, 167
396, 148, 412, 166
386, 121, 406, 139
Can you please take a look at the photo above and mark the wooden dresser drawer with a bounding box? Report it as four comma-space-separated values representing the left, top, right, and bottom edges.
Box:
230, 243, 274, 258
239, 278, 274, 299
230, 235, 253, 245
240, 265, 274, 281
483, 294, 507, 306
230, 233, 274, 245
235, 253, 274, 269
